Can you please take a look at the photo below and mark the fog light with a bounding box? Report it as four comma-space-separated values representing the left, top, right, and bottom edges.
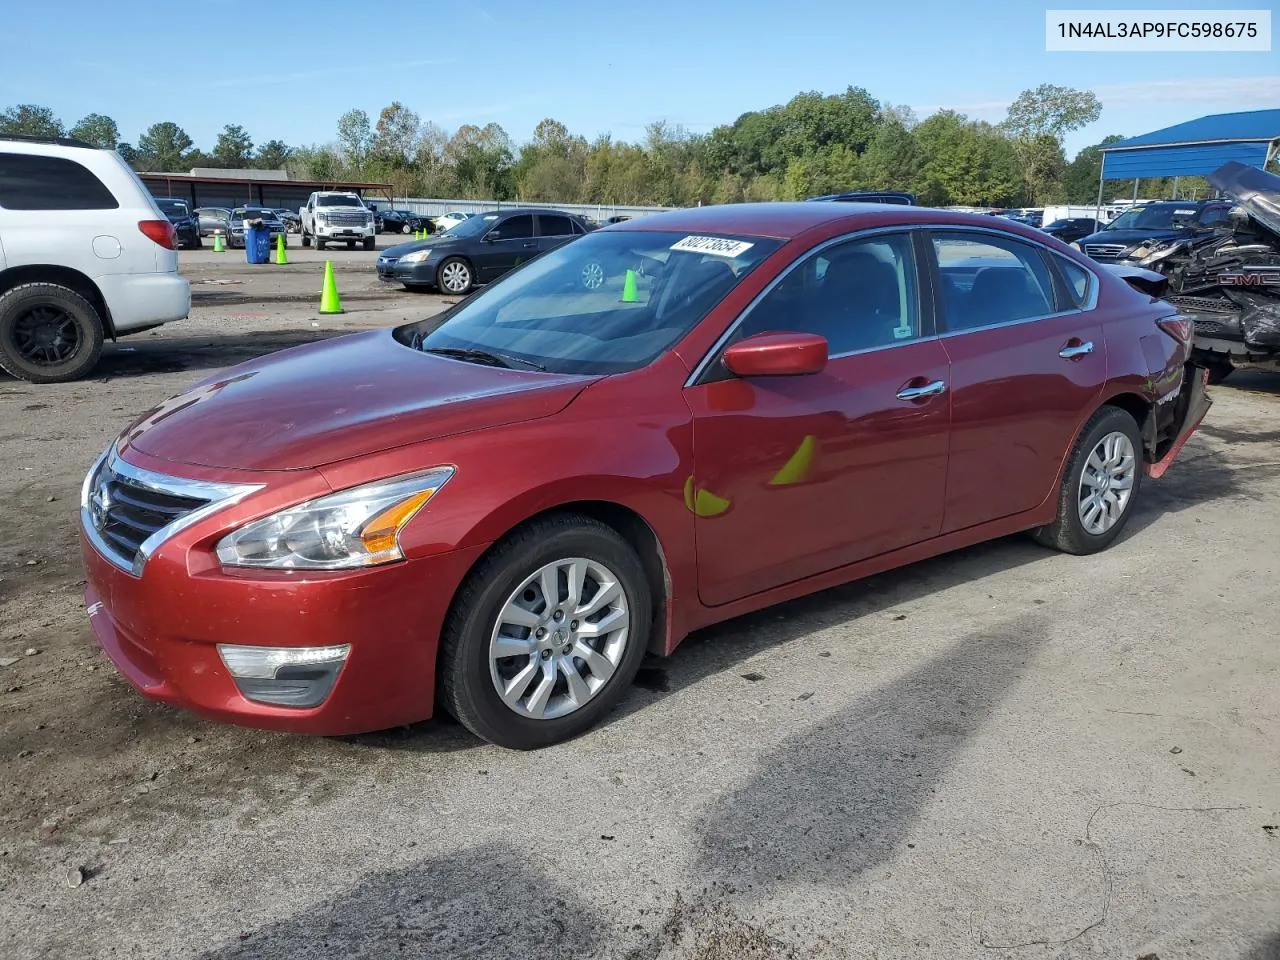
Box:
217, 644, 349, 708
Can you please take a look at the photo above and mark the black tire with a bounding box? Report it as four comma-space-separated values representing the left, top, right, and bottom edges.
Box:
439, 514, 652, 749
316, 238, 326, 251
402, 283, 430, 292
194, 235, 203, 249
302, 232, 312, 248
346, 240, 355, 250
436, 256, 474, 295
0, 283, 105, 384
401, 224, 412, 234
1032, 405, 1144, 555
362, 237, 376, 251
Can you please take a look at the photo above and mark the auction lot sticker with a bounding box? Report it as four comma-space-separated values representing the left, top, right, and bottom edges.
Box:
671, 236, 755, 258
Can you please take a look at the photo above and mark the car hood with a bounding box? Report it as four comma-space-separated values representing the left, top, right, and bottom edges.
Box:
122, 329, 594, 471
1208, 160, 1280, 241
382, 237, 459, 259
1077, 227, 1198, 248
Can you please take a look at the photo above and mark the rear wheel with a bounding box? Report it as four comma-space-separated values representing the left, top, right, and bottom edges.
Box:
439, 514, 651, 749
0, 283, 104, 383
1032, 405, 1143, 555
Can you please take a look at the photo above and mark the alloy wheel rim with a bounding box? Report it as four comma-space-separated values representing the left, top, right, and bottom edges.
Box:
581, 262, 605, 289
1077, 430, 1135, 535
488, 557, 630, 720
13, 306, 80, 365
441, 262, 469, 292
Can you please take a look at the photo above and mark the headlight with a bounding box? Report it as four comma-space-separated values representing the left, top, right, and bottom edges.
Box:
317, 213, 329, 224
1069, 241, 1082, 250
215, 468, 454, 570
398, 249, 435, 263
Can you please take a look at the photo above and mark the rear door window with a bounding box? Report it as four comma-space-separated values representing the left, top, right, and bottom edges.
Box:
537, 214, 575, 237
0, 153, 119, 210
929, 232, 1057, 332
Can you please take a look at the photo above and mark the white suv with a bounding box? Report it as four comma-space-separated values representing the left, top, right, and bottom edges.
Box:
0, 135, 191, 383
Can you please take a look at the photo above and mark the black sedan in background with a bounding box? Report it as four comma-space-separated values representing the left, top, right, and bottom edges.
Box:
155, 198, 201, 249
379, 209, 434, 235
1041, 217, 1100, 243
377, 208, 593, 294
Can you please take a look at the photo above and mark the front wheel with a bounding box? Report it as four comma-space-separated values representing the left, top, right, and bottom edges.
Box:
401, 224, 412, 234
362, 237, 376, 251
439, 514, 651, 749
580, 260, 606, 290
302, 232, 312, 248
0, 283, 105, 383
437, 257, 473, 295
1032, 405, 1143, 555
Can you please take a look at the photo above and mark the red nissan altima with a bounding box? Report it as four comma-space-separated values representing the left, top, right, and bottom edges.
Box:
79, 203, 1210, 749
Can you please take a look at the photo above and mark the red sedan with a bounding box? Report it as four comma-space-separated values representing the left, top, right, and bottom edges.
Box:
79, 203, 1210, 749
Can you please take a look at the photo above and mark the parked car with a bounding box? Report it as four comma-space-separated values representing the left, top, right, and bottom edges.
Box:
432, 210, 475, 233
380, 209, 433, 234
154, 197, 202, 249
0, 134, 190, 382
227, 207, 288, 249
79, 201, 1210, 747
195, 206, 232, 238
1041, 217, 1100, 244
1075, 199, 1233, 262
377, 208, 593, 294
807, 191, 917, 205
273, 208, 302, 233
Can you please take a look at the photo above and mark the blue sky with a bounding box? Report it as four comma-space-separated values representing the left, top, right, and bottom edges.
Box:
2, 0, 1275, 158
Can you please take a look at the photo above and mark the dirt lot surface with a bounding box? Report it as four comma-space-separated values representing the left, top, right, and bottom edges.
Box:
1, 250, 1278, 959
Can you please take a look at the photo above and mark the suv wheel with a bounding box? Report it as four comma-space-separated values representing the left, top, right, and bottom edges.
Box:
302, 231, 312, 248
362, 237, 376, 251
0, 283, 105, 383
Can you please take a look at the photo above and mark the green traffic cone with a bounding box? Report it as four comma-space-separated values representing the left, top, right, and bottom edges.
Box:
319, 260, 344, 314
621, 268, 638, 303
275, 232, 288, 265
212, 232, 224, 253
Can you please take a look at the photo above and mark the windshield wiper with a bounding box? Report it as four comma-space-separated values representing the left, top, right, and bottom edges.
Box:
421, 346, 546, 371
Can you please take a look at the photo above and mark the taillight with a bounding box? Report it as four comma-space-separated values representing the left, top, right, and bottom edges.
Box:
138, 219, 177, 249
1156, 316, 1193, 345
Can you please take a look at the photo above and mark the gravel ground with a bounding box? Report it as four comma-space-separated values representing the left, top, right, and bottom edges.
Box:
0, 252, 1277, 959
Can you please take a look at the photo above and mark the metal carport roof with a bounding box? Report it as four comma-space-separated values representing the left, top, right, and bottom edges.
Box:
1100, 109, 1280, 180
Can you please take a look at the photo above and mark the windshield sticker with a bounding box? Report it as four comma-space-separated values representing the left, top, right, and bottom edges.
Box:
670, 236, 755, 258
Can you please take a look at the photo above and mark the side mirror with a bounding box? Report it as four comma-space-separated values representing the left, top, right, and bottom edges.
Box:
484, 230, 501, 242
722, 332, 828, 377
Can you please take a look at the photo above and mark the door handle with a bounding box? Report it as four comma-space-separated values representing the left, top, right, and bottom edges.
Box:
896, 379, 947, 401
1059, 340, 1094, 359
522, 241, 538, 248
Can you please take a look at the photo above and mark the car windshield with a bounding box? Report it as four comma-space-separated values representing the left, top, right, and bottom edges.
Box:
157, 200, 188, 217
402, 230, 782, 375
318, 195, 364, 207
1106, 204, 1200, 231
439, 214, 497, 237
233, 208, 275, 220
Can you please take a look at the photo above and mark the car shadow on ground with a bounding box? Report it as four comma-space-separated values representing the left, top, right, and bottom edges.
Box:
202, 617, 1050, 959
88, 329, 347, 380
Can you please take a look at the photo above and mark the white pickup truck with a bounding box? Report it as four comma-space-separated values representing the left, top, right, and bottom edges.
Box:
299, 191, 377, 251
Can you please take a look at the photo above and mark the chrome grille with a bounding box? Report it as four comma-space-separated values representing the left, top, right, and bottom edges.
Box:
81, 448, 263, 576
325, 212, 368, 226
1082, 243, 1128, 260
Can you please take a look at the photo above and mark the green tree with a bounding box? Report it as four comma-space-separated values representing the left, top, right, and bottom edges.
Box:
254, 139, 292, 170
914, 112, 1020, 206
1061, 135, 1125, 203
69, 113, 119, 149
336, 108, 373, 174
1002, 84, 1101, 203
136, 121, 194, 172
372, 102, 421, 164
0, 104, 64, 137
212, 124, 254, 168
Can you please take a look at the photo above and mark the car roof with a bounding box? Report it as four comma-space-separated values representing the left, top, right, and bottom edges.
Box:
607, 201, 1042, 241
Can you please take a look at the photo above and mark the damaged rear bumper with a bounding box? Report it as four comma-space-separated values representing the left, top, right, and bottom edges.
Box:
1147, 363, 1212, 480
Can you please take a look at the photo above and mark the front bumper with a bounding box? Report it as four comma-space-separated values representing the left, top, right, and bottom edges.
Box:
80, 511, 486, 736
316, 223, 375, 239
377, 256, 438, 284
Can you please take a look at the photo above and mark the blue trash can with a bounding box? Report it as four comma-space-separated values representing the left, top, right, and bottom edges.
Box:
244, 224, 271, 264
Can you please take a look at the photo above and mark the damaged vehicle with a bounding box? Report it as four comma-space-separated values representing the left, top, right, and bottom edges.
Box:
1101, 162, 1280, 383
